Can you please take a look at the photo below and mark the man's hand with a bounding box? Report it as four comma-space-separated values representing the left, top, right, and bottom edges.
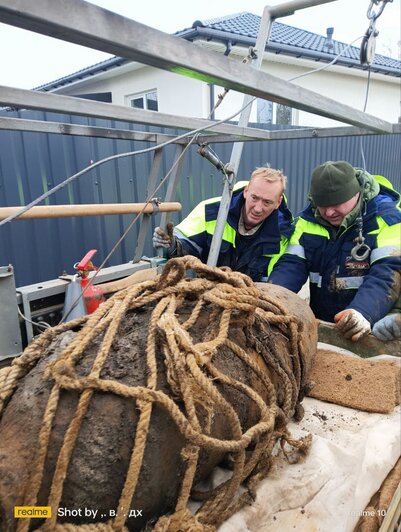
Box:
334, 309, 371, 342
152, 226, 172, 249
372, 313, 401, 341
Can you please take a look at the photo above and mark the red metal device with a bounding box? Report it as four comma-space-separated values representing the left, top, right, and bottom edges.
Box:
75, 249, 105, 314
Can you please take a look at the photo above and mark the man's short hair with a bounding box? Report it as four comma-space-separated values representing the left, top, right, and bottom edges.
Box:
249, 166, 287, 193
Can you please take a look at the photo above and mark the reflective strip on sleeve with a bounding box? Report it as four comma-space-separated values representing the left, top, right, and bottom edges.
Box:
335, 276, 365, 289
370, 245, 401, 264
285, 243, 306, 259
174, 228, 203, 255
309, 272, 322, 287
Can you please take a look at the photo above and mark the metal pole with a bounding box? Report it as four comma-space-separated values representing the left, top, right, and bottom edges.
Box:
0, 3, 392, 132
207, 0, 340, 267
268, 0, 337, 19
0, 266, 22, 359
207, 6, 274, 267
133, 148, 163, 262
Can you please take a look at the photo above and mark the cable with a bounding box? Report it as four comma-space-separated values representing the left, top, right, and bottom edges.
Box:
16, 302, 51, 331
359, 66, 372, 171
58, 133, 199, 324
1, 32, 372, 229
11, 31, 379, 324
287, 35, 365, 83
0, 99, 255, 227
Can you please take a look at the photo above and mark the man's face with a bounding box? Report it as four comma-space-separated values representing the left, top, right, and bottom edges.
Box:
317, 193, 360, 226
243, 177, 283, 228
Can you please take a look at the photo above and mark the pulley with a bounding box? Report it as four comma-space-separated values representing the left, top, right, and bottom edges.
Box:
360, 27, 378, 66
360, 0, 393, 66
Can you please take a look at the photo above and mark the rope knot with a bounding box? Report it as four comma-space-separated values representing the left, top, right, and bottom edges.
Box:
0, 257, 312, 532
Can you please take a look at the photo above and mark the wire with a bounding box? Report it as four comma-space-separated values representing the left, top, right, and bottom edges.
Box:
283, 32, 373, 172
287, 35, 365, 83
16, 302, 51, 331
359, 66, 372, 171
10, 31, 378, 325
0, 99, 255, 227
58, 133, 199, 324
0, 33, 371, 229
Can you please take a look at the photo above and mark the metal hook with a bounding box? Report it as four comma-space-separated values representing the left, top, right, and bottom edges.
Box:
367, 0, 392, 22
361, 0, 393, 65
351, 239, 371, 261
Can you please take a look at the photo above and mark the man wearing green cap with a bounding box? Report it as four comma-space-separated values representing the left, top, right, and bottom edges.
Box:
269, 161, 401, 342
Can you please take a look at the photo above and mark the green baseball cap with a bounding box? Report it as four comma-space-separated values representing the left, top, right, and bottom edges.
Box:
310, 161, 361, 207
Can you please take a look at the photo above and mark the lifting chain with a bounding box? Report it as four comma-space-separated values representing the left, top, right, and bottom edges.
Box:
351, 205, 371, 261
360, 0, 393, 65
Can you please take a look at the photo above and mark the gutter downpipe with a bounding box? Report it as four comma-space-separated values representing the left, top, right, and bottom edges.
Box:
207, 0, 337, 267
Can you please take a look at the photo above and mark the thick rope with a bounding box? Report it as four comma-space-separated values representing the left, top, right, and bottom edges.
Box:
1, 256, 312, 531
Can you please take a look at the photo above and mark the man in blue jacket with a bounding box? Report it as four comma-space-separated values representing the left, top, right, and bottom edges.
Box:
269, 160, 401, 342
153, 166, 294, 281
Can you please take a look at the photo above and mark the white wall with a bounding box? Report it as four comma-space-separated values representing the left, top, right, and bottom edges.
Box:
54, 43, 400, 128
58, 65, 208, 118
210, 46, 400, 127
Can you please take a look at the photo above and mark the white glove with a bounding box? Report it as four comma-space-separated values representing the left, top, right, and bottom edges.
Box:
334, 309, 371, 342
372, 313, 401, 341
152, 226, 172, 249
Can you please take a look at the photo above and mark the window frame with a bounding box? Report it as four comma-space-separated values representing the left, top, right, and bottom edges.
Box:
126, 89, 159, 111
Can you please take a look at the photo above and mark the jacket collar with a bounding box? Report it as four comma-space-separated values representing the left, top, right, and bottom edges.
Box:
228, 189, 294, 240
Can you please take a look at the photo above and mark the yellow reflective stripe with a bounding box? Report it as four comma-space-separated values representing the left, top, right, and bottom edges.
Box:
368, 217, 401, 248
233, 180, 249, 191
289, 218, 330, 245
266, 237, 289, 276
202, 181, 248, 206
176, 201, 207, 237
373, 175, 394, 190
176, 183, 248, 237
366, 217, 401, 264
205, 219, 236, 245
373, 175, 400, 208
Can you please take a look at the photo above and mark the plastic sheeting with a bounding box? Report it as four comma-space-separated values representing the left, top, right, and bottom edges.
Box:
218, 397, 400, 532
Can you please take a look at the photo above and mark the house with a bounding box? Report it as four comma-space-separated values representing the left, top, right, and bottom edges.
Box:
33, 12, 401, 128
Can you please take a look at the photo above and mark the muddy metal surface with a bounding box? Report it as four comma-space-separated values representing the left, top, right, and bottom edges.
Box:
0, 284, 317, 531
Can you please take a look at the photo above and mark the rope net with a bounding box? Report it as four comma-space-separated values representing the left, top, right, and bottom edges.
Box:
0, 257, 312, 532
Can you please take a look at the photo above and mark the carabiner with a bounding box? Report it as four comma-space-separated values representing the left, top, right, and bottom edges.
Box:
367, 0, 392, 22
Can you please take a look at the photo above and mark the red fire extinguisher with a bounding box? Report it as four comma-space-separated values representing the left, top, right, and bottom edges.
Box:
75, 249, 105, 314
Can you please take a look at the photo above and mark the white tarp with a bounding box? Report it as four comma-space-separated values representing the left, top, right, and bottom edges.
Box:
219, 397, 401, 532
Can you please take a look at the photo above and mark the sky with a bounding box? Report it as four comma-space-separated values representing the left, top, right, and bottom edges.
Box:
0, 0, 399, 89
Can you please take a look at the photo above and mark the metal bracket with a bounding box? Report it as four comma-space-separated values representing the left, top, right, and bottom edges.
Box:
0, 265, 23, 359
150, 197, 161, 213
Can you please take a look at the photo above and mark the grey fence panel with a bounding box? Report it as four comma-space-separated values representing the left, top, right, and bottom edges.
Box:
0, 109, 399, 287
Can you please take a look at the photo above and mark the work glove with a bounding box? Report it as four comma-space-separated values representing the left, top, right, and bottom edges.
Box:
372, 313, 401, 341
334, 309, 371, 342
152, 223, 183, 257
153, 226, 172, 249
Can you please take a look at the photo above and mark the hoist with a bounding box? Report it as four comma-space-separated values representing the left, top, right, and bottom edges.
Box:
360, 0, 393, 65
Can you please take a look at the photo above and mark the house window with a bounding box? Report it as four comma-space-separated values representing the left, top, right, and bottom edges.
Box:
276, 104, 292, 125
257, 99, 293, 125
257, 99, 273, 124
128, 90, 158, 111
